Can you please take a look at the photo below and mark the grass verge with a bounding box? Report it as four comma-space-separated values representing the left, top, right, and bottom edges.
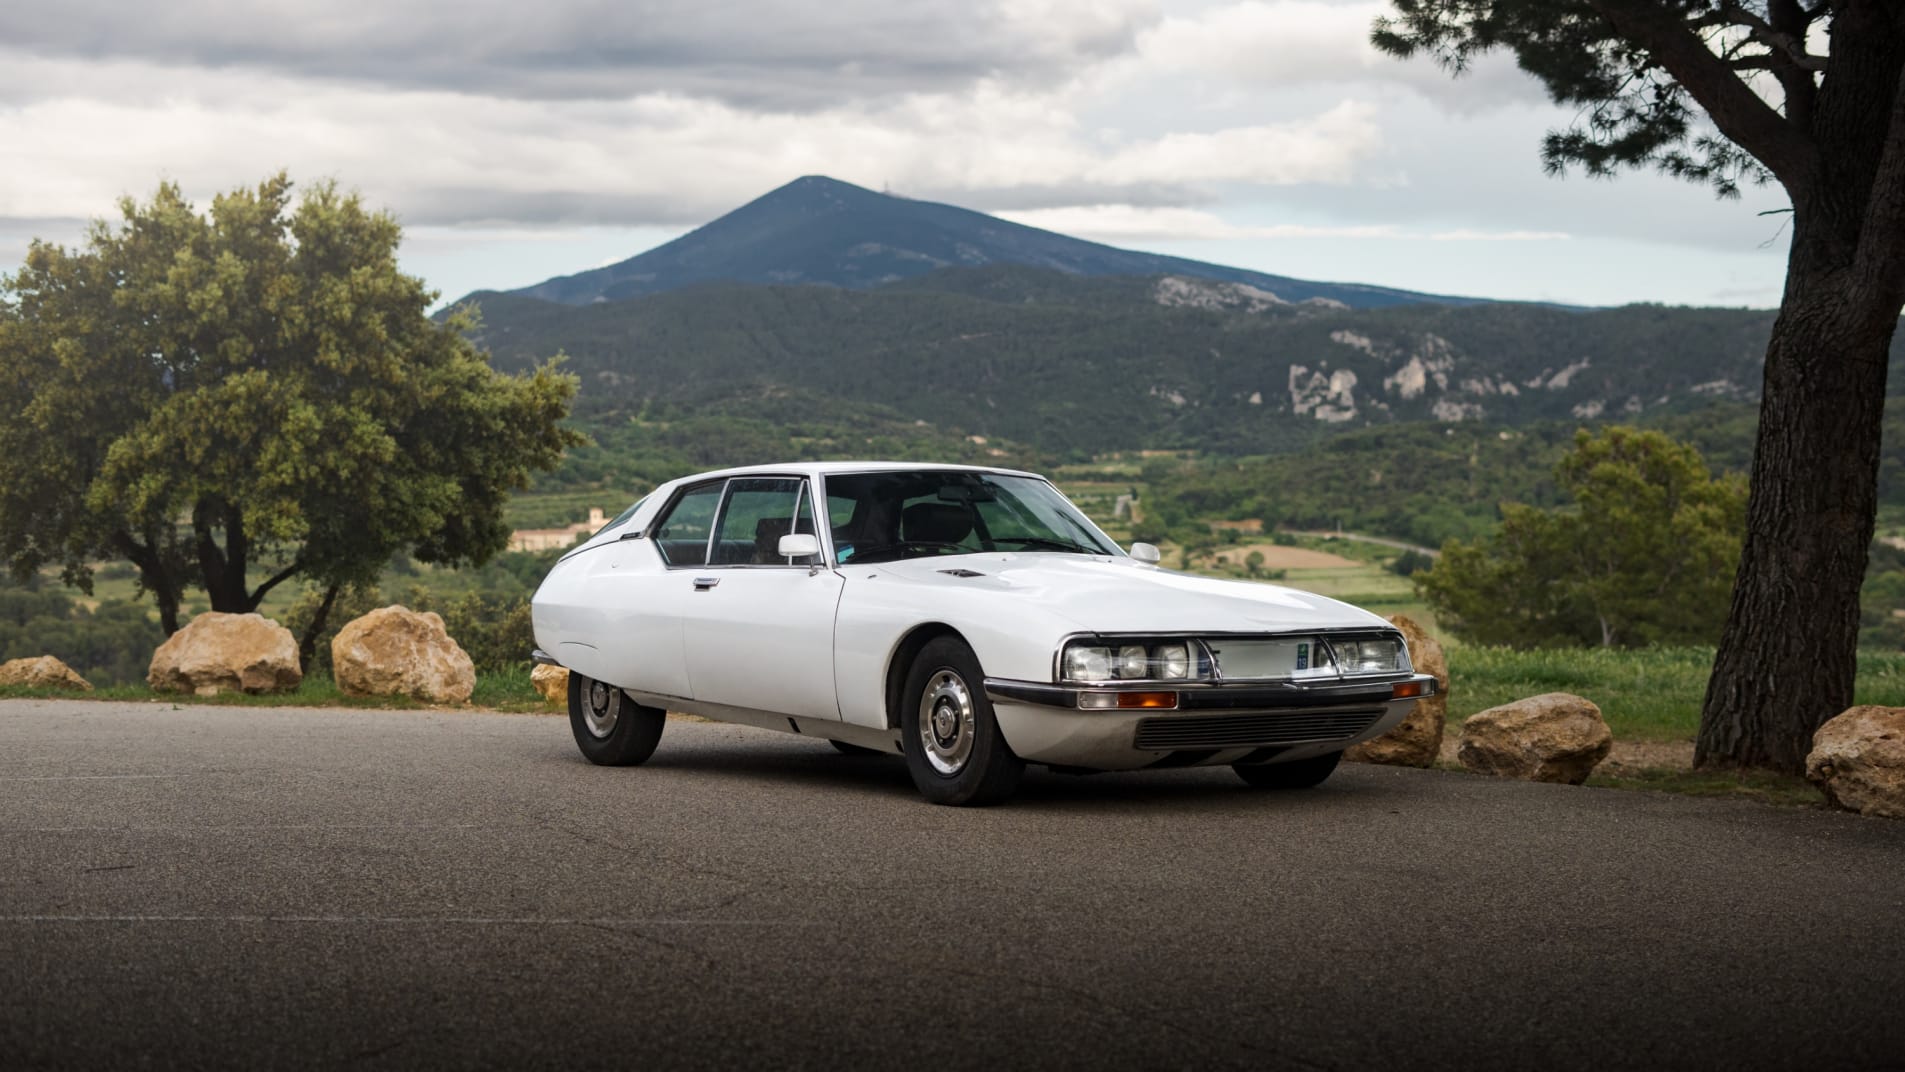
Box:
1445, 646, 1905, 743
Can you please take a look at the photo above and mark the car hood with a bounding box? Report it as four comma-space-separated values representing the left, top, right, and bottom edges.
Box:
863, 553, 1393, 634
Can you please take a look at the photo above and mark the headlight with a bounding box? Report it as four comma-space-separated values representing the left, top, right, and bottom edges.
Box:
1335, 637, 1405, 674
1062, 640, 1208, 683
1064, 645, 1112, 682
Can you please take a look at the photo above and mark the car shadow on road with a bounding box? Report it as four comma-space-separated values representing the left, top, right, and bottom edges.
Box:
623, 737, 1432, 811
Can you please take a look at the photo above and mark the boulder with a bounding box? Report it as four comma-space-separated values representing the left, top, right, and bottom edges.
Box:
148, 612, 302, 696
1806, 706, 1905, 819
1457, 692, 1611, 785
332, 606, 475, 704
531, 663, 570, 705
0, 655, 93, 692
1345, 614, 1448, 767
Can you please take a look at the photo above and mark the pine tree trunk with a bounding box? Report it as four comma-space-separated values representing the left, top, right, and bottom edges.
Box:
1697, 262, 1897, 773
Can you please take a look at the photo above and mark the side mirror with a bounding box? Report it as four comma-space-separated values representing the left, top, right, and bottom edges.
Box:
1129, 542, 1162, 565
779, 533, 821, 558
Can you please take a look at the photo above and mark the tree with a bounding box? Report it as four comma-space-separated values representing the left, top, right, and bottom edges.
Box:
1417, 427, 1747, 647
1375, 2, 1905, 773
0, 174, 583, 654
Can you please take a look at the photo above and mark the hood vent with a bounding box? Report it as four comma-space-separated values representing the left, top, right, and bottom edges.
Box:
937, 568, 986, 578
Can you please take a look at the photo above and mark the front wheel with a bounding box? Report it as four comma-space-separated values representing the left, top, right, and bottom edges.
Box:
568, 671, 665, 766
901, 637, 1024, 806
1233, 751, 1341, 789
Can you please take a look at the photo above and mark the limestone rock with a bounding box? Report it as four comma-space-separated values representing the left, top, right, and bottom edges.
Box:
148, 612, 302, 696
1345, 614, 1448, 768
1806, 706, 1905, 819
0, 655, 93, 692
532, 663, 570, 705
332, 606, 475, 704
1457, 692, 1611, 785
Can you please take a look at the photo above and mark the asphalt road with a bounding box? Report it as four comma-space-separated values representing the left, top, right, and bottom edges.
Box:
3, 701, 1903, 1071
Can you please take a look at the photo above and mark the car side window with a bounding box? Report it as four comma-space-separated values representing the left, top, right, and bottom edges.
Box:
710, 477, 816, 566
652, 482, 724, 566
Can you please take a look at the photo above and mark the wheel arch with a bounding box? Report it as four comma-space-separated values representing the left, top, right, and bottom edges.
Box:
883, 623, 969, 730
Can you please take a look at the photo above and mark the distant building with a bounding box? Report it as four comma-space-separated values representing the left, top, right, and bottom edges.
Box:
509, 508, 607, 553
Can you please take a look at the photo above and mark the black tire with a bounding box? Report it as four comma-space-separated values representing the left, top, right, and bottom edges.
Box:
900, 637, 1024, 806
829, 740, 883, 757
1233, 751, 1341, 789
568, 671, 665, 766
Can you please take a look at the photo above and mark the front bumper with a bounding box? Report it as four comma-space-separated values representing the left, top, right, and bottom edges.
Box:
982, 673, 1437, 771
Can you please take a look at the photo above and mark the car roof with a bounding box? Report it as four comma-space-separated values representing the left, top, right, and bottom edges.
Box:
671, 460, 1045, 483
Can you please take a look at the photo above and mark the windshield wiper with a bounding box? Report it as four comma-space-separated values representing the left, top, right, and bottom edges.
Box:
990, 536, 1102, 554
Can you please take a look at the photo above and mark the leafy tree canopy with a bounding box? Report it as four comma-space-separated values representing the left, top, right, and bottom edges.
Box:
0, 174, 584, 634
1417, 426, 1747, 647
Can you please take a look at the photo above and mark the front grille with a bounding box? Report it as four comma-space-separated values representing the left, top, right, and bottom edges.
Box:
1133, 709, 1384, 751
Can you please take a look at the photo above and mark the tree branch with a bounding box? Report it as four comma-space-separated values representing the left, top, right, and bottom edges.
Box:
1722, 1, 1828, 71
247, 559, 304, 610
1586, 0, 1820, 188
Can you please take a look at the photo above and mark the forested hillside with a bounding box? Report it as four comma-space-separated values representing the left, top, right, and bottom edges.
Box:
465, 264, 1900, 460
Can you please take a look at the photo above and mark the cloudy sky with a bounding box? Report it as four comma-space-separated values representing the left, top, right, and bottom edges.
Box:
2, 0, 1794, 308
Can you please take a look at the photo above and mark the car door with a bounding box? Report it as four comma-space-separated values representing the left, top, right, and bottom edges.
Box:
679, 476, 846, 721
584, 478, 727, 699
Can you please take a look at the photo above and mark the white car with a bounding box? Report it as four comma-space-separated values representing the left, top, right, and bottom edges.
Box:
531, 462, 1435, 806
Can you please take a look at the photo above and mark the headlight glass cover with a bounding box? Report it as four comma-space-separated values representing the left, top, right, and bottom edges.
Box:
1334, 636, 1406, 674
1061, 640, 1210, 683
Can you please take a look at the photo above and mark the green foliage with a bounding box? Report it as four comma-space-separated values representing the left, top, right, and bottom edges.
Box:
284, 577, 542, 677
0, 174, 583, 630
1860, 540, 1905, 649
0, 577, 163, 686
1390, 549, 1435, 576
1416, 426, 1746, 647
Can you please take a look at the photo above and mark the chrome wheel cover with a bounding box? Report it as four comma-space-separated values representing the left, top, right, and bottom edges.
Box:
583, 678, 621, 739
917, 669, 975, 775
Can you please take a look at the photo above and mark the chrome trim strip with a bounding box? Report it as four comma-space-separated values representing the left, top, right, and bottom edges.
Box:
986, 674, 1435, 711
530, 649, 561, 667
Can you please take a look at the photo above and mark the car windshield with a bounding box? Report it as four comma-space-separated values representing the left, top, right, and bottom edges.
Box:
823, 471, 1117, 565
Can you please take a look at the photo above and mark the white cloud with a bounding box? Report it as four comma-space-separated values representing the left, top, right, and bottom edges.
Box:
0, 0, 1788, 307
998, 204, 1568, 242
0, 51, 1389, 230
1133, 0, 1549, 112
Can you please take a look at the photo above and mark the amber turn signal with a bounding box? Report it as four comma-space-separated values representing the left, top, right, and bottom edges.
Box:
1116, 691, 1179, 709
1391, 680, 1426, 699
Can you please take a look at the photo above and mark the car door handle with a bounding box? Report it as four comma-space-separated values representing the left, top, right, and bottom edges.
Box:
692, 576, 720, 591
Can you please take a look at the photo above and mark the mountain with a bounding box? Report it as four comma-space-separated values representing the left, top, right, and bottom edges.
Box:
465, 264, 1891, 460
497, 176, 1488, 310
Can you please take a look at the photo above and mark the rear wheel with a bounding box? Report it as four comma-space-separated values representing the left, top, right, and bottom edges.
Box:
1233, 751, 1341, 789
568, 671, 665, 766
900, 637, 1024, 806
